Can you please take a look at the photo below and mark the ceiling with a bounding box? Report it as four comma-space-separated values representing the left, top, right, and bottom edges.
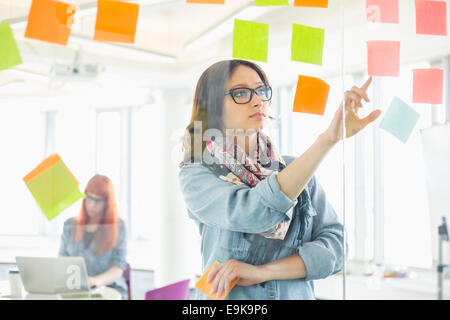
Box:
0, 0, 449, 95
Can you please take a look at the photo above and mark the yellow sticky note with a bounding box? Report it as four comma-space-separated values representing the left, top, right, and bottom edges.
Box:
195, 261, 239, 300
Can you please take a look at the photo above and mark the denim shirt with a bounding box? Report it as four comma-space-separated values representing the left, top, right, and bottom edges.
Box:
59, 218, 128, 300
178, 155, 344, 300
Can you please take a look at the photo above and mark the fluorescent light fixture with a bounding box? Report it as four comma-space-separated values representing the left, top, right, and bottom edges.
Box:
8, 0, 177, 30
6, 0, 178, 64
69, 35, 177, 63
184, 5, 270, 52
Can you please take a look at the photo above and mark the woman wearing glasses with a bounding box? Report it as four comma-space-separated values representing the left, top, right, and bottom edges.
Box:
59, 174, 128, 300
178, 59, 381, 300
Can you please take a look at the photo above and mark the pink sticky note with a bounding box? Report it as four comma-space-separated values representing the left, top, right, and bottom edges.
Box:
367, 40, 400, 77
412, 68, 444, 104
415, 0, 447, 36
366, 0, 399, 23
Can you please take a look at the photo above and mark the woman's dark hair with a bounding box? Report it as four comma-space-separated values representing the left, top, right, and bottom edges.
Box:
181, 59, 270, 166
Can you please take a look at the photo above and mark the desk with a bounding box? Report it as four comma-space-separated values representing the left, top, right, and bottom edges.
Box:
0, 280, 121, 300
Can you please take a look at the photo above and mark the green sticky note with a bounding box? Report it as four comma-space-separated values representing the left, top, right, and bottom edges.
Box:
0, 21, 23, 71
233, 19, 269, 63
25, 161, 85, 220
379, 97, 420, 144
291, 23, 324, 65
255, 0, 289, 5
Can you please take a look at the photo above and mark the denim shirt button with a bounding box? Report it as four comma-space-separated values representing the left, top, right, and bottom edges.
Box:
269, 295, 275, 299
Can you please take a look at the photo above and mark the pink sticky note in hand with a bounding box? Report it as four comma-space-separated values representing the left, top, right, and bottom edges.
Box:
415, 0, 447, 36
366, 0, 399, 24
412, 68, 444, 104
367, 40, 400, 77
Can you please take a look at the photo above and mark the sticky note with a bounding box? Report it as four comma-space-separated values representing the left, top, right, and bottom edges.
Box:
195, 261, 239, 300
415, 0, 447, 36
412, 68, 444, 104
294, 0, 328, 7
366, 0, 399, 23
379, 97, 420, 144
232, 19, 269, 63
291, 24, 324, 65
293, 75, 330, 115
94, 0, 139, 43
367, 40, 400, 77
255, 0, 289, 5
23, 154, 85, 220
186, 0, 225, 3
0, 22, 23, 71
24, 0, 76, 46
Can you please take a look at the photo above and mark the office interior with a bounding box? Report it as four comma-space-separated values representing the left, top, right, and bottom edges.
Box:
1, 0, 450, 300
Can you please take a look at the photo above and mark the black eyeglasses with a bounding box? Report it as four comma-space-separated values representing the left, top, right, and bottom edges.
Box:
224, 85, 272, 104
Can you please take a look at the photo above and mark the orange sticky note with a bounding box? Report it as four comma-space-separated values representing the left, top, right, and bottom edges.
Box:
415, 0, 447, 36
294, 0, 328, 7
186, 0, 225, 3
195, 261, 239, 300
24, 0, 76, 46
366, 0, 399, 23
367, 40, 400, 77
94, 0, 139, 43
412, 68, 444, 104
293, 75, 330, 115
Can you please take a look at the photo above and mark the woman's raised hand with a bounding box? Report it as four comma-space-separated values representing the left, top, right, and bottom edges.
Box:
323, 76, 382, 144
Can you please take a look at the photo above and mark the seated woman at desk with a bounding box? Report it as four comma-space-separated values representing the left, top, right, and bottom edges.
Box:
59, 174, 128, 300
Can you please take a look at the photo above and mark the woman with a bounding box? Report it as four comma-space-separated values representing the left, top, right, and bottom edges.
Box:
59, 174, 128, 300
178, 59, 381, 300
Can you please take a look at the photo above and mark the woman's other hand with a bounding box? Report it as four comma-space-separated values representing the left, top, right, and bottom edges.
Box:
88, 276, 102, 288
206, 259, 265, 298
323, 76, 382, 144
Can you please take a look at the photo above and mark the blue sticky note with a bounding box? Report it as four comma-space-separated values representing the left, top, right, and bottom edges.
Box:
379, 97, 420, 144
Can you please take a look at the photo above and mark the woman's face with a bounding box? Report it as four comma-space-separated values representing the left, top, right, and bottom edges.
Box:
222, 65, 270, 133
85, 192, 107, 221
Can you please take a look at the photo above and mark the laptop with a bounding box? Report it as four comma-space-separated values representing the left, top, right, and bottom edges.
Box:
15, 256, 104, 299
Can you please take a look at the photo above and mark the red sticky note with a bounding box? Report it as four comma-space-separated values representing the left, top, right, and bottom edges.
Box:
415, 0, 447, 36
294, 0, 328, 7
24, 0, 76, 46
367, 40, 400, 77
366, 0, 399, 23
293, 75, 330, 115
412, 68, 444, 104
195, 261, 239, 300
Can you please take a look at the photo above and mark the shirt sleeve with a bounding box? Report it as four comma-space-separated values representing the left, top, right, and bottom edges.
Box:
58, 219, 71, 257
110, 220, 128, 271
178, 163, 298, 234
297, 176, 345, 281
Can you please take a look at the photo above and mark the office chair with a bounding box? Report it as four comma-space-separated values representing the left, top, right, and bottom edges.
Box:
124, 263, 132, 300
145, 279, 190, 300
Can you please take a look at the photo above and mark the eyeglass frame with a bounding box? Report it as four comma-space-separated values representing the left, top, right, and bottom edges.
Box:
224, 85, 273, 104
85, 193, 107, 205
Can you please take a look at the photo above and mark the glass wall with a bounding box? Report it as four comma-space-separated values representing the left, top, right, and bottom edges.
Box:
1, 0, 449, 301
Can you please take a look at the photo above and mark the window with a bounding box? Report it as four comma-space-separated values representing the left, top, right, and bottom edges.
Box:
380, 61, 433, 268
130, 103, 165, 241
0, 107, 44, 235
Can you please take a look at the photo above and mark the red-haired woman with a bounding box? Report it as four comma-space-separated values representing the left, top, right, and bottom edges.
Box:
59, 174, 128, 300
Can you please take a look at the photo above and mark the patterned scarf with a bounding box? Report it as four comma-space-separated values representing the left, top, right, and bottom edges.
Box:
205, 131, 293, 240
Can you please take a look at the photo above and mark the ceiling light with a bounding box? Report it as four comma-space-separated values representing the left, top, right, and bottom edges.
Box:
69, 35, 177, 63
